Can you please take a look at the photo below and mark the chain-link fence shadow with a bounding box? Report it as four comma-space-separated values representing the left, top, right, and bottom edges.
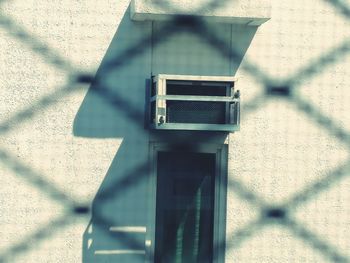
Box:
0, 0, 350, 262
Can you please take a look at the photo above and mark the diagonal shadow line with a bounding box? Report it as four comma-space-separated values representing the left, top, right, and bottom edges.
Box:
284, 217, 350, 263
292, 94, 350, 147
74, 16, 274, 138
88, 82, 146, 130
0, 149, 75, 206
0, 76, 250, 261
2, 4, 348, 262
0, 21, 187, 135
0, 17, 178, 136
0, 0, 344, 258
324, 0, 350, 19
0, 0, 273, 138
0, 33, 161, 198
0, 14, 273, 136
90, 209, 152, 259
74, 17, 271, 135
0, 81, 82, 135
284, 161, 350, 209
6, 0, 344, 145
225, 214, 350, 262
95, 139, 268, 208
89, 137, 270, 256
88, 87, 350, 262
99, 14, 273, 88
0, 13, 76, 72
137, 0, 275, 92
241, 93, 269, 118
0, 73, 149, 137
189, 22, 275, 87
148, 2, 349, 98
0, 214, 74, 263
87, 146, 245, 259
91, 166, 269, 260
1, 0, 347, 126
93, 161, 149, 203
0, 8, 268, 263
227, 176, 269, 208
224, 218, 266, 251
91, 181, 265, 261
0, 18, 196, 136
98, 16, 201, 77
0, 17, 266, 258
284, 39, 350, 88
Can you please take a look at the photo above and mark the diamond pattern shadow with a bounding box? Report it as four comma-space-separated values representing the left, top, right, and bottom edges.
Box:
0, 0, 350, 262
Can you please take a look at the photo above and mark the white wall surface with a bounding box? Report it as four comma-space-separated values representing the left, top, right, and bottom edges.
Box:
0, 0, 350, 262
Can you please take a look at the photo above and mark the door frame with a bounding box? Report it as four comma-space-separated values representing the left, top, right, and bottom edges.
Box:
146, 142, 228, 263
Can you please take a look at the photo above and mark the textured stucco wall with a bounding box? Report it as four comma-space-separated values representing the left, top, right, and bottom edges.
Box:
0, 0, 350, 262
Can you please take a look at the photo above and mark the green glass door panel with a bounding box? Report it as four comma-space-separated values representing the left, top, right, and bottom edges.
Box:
155, 152, 215, 263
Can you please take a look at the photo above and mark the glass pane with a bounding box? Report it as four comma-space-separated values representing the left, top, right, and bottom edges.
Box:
166, 82, 228, 96
166, 101, 226, 124
155, 152, 215, 263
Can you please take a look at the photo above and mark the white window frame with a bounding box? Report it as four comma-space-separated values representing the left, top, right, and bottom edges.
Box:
145, 142, 228, 263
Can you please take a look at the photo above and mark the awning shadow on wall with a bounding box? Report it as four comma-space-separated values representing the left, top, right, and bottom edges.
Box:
74, 6, 152, 262
74, 5, 258, 262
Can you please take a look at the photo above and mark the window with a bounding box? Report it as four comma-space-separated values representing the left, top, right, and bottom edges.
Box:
147, 143, 228, 263
150, 74, 240, 132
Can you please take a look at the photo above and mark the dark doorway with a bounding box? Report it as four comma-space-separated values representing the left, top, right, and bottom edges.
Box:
154, 151, 215, 263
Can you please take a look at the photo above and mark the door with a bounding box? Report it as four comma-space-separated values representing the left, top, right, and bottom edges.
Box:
154, 151, 216, 263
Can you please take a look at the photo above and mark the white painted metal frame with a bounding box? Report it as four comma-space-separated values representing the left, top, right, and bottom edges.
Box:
130, 0, 272, 26
146, 143, 228, 263
156, 74, 237, 82
151, 74, 240, 131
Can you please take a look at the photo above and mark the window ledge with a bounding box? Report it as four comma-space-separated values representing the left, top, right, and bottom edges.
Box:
131, 0, 271, 26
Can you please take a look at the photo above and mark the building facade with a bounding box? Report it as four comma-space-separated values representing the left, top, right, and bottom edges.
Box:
0, 0, 349, 262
